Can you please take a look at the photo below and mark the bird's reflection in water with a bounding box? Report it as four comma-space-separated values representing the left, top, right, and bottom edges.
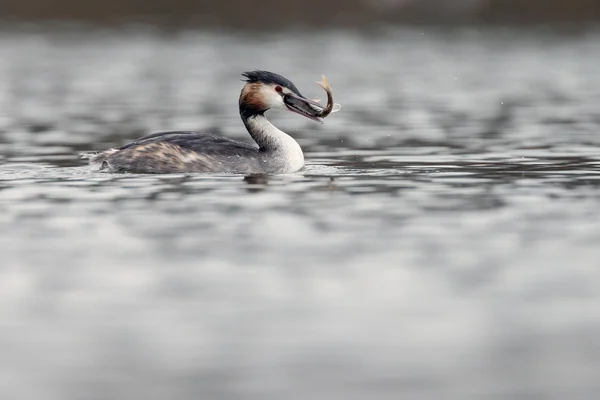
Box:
243, 175, 339, 193
243, 174, 269, 192
327, 177, 338, 191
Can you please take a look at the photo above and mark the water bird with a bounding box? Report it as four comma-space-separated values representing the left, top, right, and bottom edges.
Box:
81, 70, 338, 174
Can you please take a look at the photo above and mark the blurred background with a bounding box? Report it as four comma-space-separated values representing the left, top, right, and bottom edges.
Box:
1, 0, 600, 26
2, 1, 600, 400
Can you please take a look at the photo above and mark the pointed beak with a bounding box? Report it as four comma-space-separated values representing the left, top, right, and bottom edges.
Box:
283, 92, 325, 123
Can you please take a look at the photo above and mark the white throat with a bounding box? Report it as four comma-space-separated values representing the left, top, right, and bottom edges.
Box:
245, 114, 304, 172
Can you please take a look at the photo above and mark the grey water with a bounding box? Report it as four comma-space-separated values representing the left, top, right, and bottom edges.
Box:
1, 27, 600, 399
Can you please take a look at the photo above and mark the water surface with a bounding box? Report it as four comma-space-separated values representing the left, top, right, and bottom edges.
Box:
1, 27, 600, 399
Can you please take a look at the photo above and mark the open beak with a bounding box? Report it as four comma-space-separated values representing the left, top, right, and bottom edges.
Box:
283, 92, 325, 123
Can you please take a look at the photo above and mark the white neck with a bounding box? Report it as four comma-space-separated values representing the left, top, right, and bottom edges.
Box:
244, 114, 304, 171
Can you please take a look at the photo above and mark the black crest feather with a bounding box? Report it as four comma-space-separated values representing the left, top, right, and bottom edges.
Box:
242, 70, 302, 96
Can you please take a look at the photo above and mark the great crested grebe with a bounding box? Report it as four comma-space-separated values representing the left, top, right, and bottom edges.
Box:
81, 70, 332, 174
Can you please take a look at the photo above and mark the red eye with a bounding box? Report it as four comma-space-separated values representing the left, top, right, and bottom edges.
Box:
274, 85, 283, 93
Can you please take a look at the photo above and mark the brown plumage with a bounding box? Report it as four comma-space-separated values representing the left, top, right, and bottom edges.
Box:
239, 82, 268, 114
95, 142, 220, 173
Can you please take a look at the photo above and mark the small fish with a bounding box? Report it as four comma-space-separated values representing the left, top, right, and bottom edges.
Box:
315, 75, 341, 118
